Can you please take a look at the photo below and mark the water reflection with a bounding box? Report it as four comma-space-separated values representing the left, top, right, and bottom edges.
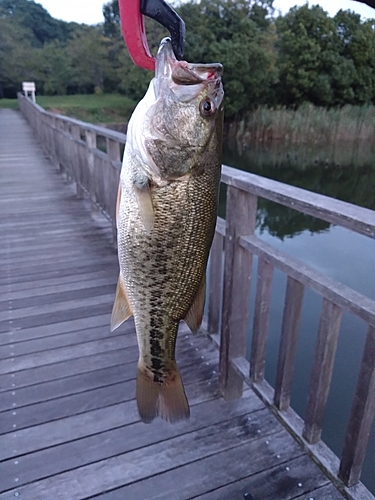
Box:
223, 141, 375, 238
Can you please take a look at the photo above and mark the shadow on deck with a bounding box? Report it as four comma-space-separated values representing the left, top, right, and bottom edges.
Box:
0, 108, 354, 500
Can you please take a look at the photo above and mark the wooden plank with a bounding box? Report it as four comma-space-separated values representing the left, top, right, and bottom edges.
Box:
0, 276, 116, 305
0, 348, 132, 392
339, 326, 375, 486
0, 335, 128, 375
222, 164, 375, 240
219, 186, 257, 400
1, 407, 283, 500
0, 303, 112, 333
250, 256, 274, 382
303, 299, 343, 443
293, 483, 346, 499
0, 284, 115, 314
0, 392, 263, 493
0, 325, 128, 359
0, 314, 114, 347
0, 355, 219, 434
274, 277, 304, 411
0, 261, 117, 288
0, 336, 218, 406
191, 455, 338, 500
207, 231, 223, 334
239, 235, 375, 328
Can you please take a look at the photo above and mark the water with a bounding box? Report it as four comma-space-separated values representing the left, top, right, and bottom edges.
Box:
223, 140, 375, 494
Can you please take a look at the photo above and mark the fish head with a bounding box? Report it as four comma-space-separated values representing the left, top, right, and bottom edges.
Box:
127, 37, 224, 181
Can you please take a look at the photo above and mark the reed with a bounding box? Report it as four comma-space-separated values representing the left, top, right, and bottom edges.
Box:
229, 104, 375, 149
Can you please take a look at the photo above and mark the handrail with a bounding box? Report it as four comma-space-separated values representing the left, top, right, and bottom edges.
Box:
18, 92, 375, 499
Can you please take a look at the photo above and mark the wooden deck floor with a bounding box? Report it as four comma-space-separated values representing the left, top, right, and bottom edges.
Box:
0, 108, 346, 500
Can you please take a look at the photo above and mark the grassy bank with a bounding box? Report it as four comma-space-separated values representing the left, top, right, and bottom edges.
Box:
34, 93, 137, 125
230, 104, 375, 148
0, 99, 19, 109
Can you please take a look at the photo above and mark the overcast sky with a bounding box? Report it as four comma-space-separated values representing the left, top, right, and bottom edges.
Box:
37, 0, 375, 25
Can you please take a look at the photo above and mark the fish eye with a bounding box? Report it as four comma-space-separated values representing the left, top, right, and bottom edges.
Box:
199, 98, 215, 117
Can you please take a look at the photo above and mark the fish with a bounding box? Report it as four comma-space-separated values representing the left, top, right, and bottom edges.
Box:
111, 37, 224, 424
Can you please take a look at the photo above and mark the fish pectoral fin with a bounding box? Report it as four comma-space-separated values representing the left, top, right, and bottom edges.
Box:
110, 274, 133, 331
136, 363, 190, 424
184, 274, 206, 335
134, 181, 154, 233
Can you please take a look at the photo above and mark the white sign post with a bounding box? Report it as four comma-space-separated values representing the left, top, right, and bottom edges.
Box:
22, 82, 36, 103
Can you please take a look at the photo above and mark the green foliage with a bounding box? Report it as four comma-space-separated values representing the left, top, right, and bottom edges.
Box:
0, 0, 76, 45
2, 0, 375, 119
275, 5, 375, 107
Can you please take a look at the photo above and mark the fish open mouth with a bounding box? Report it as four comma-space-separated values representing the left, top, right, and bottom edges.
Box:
155, 37, 223, 90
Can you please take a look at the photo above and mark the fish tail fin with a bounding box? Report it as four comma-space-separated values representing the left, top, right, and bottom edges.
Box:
136, 363, 190, 424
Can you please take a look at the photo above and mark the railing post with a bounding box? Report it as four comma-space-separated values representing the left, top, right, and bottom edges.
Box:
106, 138, 121, 162
207, 228, 224, 335
69, 124, 83, 199
219, 186, 257, 400
106, 138, 121, 243
339, 325, 375, 487
85, 129, 98, 213
303, 299, 342, 443
250, 256, 274, 382
274, 276, 304, 410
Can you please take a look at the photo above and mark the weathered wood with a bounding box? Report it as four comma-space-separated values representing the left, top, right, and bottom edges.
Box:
339, 326, 375, 487
274, 276, 304, 411
207, 230, 224, 334
303, 299, 343, 444
106, 138, 121, 161
219, 185, 257, 400
250, 256, 274, 382
192, 455, 337, 500
0, 426, 295, 500
240, 235, 375, 328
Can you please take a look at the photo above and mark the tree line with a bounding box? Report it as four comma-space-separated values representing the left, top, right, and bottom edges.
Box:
1, 0, 375, 118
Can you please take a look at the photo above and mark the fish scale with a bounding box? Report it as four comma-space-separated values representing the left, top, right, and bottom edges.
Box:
111, 37, 224, 423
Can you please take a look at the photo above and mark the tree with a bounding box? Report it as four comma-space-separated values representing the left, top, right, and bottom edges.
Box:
0, 17, 37, 97
179, 0, 277, 116
66, 26, 116, 94
0, 0, 76, 45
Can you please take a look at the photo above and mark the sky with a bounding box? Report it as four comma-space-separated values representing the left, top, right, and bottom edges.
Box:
37, 0, 375, 25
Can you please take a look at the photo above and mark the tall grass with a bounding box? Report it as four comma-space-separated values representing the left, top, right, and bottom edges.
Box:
229, 104, 375, 149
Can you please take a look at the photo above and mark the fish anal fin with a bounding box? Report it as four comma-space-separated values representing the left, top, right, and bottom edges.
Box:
134, 181, 154, 233
110, 274, 133, 331
184, 274, 206, 334
136, 363, 190, 424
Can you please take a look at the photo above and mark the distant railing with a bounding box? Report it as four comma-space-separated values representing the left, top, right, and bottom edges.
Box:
18, 93, 124, 244
18, 92, 375, 499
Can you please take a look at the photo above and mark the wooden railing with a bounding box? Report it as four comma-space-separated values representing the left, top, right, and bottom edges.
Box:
18, 93, 124, 244
207, 168, 375, 500
18, 93, 375, 499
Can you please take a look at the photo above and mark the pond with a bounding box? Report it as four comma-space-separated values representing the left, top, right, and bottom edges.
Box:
222, 140, 375, 494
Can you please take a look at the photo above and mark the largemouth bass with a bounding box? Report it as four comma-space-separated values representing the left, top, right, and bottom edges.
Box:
111, 37, 224, 423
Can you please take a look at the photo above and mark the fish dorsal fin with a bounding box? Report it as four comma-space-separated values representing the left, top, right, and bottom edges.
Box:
110, 274, 133, 331
134, 181, 154, 233
184, 274, 206, 334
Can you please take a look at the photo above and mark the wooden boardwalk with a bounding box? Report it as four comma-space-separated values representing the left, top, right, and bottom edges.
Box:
0, 108, 346, 500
